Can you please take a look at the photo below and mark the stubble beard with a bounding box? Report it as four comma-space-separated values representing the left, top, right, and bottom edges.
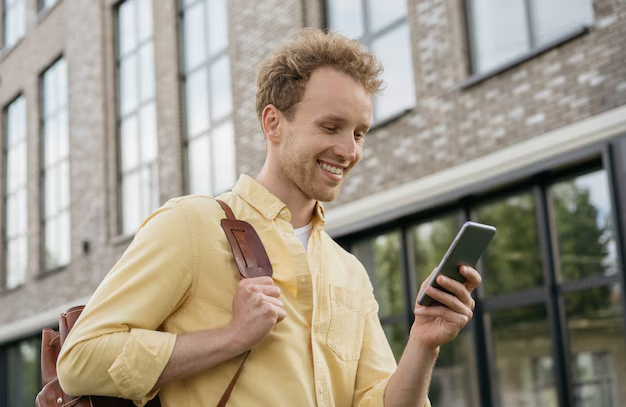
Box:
280, 132, 343, 203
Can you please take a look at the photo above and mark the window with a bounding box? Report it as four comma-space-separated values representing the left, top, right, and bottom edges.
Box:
327, 0, 416, 123
38, 0, 58, 12
412, 214, 481, 407
116, 0, 158, 235
467, 0, 594, 74
352, 230, 408, 360
3, 96, 27, 289
3, 0, 25, 49
339, 160, 626, 406
41, 58, 70, 270
1, 336, 41, 407
180, 0, 235, 196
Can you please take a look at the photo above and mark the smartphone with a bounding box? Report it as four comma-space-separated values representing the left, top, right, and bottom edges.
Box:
417, 221, 496, 307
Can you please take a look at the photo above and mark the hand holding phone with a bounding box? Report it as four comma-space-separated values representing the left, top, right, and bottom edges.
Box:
417, 221, 496, 307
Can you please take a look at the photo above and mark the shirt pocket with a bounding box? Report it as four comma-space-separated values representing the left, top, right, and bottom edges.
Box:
326, 284, 365, 361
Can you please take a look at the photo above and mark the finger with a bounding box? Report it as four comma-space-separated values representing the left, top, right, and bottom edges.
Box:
459, 266, 482, 293
424, 285, 473, 319
437, 275, 473, 308
414, 305, 470, 326
242, 276, 275, 286
418, 267, 438, 295
241, 281, 281, 298
274, 305, 287, 322
263, 295, 284, 308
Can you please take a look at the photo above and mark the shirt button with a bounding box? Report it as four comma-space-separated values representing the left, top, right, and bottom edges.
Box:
300, 277, 308, 285
279, 209, 287, 218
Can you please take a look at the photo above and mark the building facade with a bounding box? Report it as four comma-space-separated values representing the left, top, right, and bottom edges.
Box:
0, 0, 625, 406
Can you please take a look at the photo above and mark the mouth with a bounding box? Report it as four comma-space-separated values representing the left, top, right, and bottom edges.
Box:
318, 160, 345, 181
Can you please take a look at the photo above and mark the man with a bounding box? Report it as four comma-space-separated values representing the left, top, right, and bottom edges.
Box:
57, 28, 480, 407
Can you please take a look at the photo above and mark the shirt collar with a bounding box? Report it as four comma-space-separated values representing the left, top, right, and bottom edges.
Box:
232, 174, 326, 226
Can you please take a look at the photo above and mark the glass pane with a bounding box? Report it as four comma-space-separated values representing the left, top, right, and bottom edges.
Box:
429, 330, 480, 407
185, 68, 210, 137
552, 171, 617, 282
188, 134, 211, 194
6, 237, 27, 289
141, 163, 158, 220
6, 195, 16, 237
45, 165, 58, 217
120, 53, 139, 115
17, 188, 27, 234
413, 214, 460, 284
565, 288, 623, 407
475, 193, 544, 296
118, 0, 137, 56
5, 0, 25, 48
366, 0, 407, 31
351, 230, 403, 318
531, 0, 593, 46
45, 115, 60, 166
209, 56, 232, 120
139, 102, 158, 163
121, 115, 139, 171
43, 64, 58, 116
122, 170, 142, 234
45, 216, 59, 270
16, 142, 27, 188
327, 0, 364, 39
184, 1, 207, 71
137, 0, 153, 42
58, 58, 68, 108
371, 24, 416, 122
491, 304, 556, 407
383, 322, 408, 362
138, 43, 155, 102
58, 210, 71, 266
207, 0, 228, 56
468, 0, 530, 73
59, 160, 70, 210
211, 120, 235, 194
58, 109, 69, 160
6, 338, 40, 407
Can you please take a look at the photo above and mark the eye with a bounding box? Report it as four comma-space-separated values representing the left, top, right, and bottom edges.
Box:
322, 125, 338, 133
354, 132, 365, 141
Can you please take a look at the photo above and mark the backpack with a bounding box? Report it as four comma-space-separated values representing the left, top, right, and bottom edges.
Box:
36, 199, 272, 407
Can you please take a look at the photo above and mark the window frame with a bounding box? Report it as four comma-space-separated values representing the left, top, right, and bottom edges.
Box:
114, 0, 159, 236
460, 0, 591, 88
324, 0, 416, 123
335, 135, 626, 407
178, 0, 236, 196
39, 55, 71, 273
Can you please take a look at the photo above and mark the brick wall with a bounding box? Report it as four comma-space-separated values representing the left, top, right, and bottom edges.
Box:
0, 0, 624, 331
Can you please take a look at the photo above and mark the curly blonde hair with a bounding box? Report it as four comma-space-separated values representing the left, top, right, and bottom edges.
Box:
256, 28, 384, 123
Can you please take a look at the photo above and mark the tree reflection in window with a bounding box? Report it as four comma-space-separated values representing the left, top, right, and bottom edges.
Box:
551, 170, 617, 283
475, 193, 544, 296
352, 231, 406, 360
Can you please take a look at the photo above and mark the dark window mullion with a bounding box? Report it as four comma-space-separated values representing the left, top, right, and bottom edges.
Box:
603, 141, 626, 343
535, 183, 574, 407
400, 224, 414, 333
467, 204, 496, 407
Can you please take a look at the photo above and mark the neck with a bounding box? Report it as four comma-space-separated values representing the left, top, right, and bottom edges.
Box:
256, 166, 316, 229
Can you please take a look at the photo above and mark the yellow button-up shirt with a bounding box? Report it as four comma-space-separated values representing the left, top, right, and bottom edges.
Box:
58, 175, 414, 407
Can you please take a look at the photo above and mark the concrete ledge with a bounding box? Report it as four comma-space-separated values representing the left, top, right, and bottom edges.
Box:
0, 296, 91, 345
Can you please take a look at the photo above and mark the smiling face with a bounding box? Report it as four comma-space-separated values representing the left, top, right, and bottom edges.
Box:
275, 66, 372, 203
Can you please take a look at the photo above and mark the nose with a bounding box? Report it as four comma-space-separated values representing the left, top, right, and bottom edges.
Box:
333, 131, 358, 162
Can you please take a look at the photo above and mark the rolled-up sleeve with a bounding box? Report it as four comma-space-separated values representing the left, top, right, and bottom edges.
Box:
57, 200, 197, 405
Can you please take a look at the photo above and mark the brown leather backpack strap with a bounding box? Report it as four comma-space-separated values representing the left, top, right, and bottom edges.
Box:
216, 351, 250, 407
215, 199, 271, 406
216, 199, 236, 220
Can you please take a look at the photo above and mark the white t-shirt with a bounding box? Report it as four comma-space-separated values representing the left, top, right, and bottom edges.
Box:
294, 222, 313, 251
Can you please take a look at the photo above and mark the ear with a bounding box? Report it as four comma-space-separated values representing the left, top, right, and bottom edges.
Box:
261, 104, 282, 143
